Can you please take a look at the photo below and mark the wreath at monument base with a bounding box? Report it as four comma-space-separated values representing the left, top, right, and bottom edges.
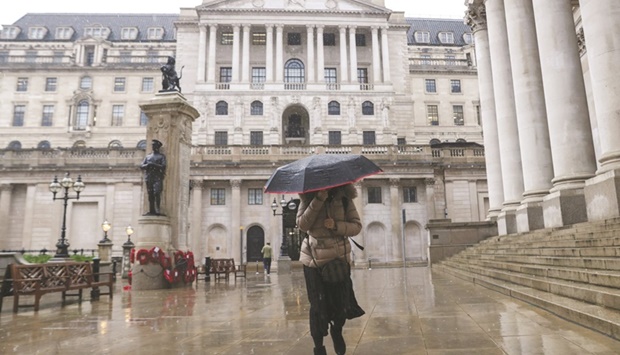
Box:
130, 247, 197, 285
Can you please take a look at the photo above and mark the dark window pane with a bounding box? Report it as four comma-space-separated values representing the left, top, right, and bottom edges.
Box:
368, 186, 382, 204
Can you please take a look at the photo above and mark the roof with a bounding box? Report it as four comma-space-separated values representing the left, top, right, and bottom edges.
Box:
8, 13, 178, 42
405, 18, 472, 46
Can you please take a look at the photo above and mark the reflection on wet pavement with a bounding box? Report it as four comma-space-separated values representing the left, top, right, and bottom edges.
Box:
1, 267, 619, 354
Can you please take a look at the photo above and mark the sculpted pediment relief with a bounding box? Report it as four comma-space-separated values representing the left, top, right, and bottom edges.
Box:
198, 0, 389, 13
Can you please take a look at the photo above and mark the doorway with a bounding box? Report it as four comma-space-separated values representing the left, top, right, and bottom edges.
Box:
246, 225, 265, 262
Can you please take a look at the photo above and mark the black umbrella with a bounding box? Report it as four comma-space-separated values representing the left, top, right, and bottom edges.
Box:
264, 154, 383, 194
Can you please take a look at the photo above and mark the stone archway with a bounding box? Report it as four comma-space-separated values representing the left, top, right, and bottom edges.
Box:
282, 105, 309, 145
246, 225, 265, 262
404, 222, 426, 262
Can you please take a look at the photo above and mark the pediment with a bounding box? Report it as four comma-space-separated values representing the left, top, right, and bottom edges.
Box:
198, 0, 390, 13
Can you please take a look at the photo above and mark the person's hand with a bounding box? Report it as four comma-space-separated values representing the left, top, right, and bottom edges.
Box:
316, 190, 328, 202
324, 218, 335, 229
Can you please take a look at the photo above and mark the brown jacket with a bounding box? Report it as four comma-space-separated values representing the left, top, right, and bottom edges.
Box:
296, 184, 362, 268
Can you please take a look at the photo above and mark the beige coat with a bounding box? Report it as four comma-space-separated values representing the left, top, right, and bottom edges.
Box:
296, 184, 362, 268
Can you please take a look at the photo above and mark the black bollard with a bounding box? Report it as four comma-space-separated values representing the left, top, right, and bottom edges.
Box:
90, 257, 101, 299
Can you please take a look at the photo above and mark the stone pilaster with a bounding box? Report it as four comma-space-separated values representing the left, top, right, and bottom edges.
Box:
197, 25, 207, 82
207, 25, 217, 83
339, 26, 349, 83
389, 178, 402, 261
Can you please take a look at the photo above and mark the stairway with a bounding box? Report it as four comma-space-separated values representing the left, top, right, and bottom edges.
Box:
433, 217, 620, 340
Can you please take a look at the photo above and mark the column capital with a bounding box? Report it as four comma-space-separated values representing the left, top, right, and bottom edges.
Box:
265, 24, 274, 30
209, 24, 218, 30
230, 179, 241, 188
306, 25, 315, 32
465, 2, 487, 32
316, 24, 325, 30
242, 25, 251, 31
0, 184, 12, 192
232, 24, 241, 30
389, 178, 400, 187
348, 25, 357, 30
199, 24, 208, 30
275, 24, 284, 30
371, 26, 379, 32
425, 178, 436, 186
339, 25, 347, 32
189, 180, 205, 190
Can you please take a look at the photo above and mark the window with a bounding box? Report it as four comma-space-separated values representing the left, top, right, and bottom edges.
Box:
421, 54, 432, 65
368, 187, 382, 204
0, 51, 8, 63
42, 105, 54, 126
325, 68, 337, 83
324, 33, 336, 46
16, 78, 28, 92
403, 187, 417, 203
114, 77, 126, 92
80, 76, 92, 90
147, 27, 164, 40
414, 31, 430, 43
140, 111, 148, 126
45, 78, 57, 92
55, 27, 73, 40
251, 101, 263, 115
142, 77, 154, 92
38, 141, 51, 149
363, 131, 376, 145
13, 105, 25, 126
397, 137, 406, 146
453, 105, 464, 125
121, 28, 138, 40
427, 105, 439, 125
446, 55, 456, 65
456, 138, 467, 143
284, 59, 305, 83
250, 131, 263, 145
439, 32, 455, 44
210, 188, 226, 205
463, 33, 474, 45
108, 140, 123, 149
288, 32, 301, 45
248, 188, 263, 205
425, 79, 436, 93
1, 26, 19, 40
430, 138, 441, 145
84, 26, 109, 39
7, 141, 22, 150
362, 101, 374, 115
221, 32, 233, 45
451, 79, 461, 93
75, 100, 89, 130
120, 51, 131, 63
220, 67, 232, 83
328, 131, 342, 145
252, 67, 266, 83
252, 32, 266, 45
112, 105, 125, 126
214, 131, 228, 145
137, 140, 147, 149
476, 104, 481, 125
328, 101, 340, 115
28, 27, 46, 40
355, 33, 366, 46
357, 68, 368, 84
216, 101, 228, 115
84, 47, 95, 66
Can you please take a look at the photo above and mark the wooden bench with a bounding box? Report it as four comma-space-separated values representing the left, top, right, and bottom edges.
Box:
0, 261, 113, 312
209, 259, 246, 281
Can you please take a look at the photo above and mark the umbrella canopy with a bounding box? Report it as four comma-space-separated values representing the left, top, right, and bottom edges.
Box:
264, 154, 383, 194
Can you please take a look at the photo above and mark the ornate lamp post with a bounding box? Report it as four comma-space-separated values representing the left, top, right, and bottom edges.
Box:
271, 195, 297, 257
49, 173, 85, 258
100, 220, 112, 243
122, 225, 135, 279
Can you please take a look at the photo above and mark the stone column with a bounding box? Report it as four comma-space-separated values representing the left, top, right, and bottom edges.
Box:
339, 26, 349, 83
371, 26, 381, 84
380, 26, 391, 83
465, 2, 504, 220
134, 92, 200, 290
348, 26, 358, 84
266, 24, 274, 83
190, 180, 203, 261
207, 25, 217, 83
197, 25, 207, 82
316, 25, 325, 83
232, 24, 241, 83
275, 25, 284, 82
0, 184, 12, 249
389, 178, 402, 261
504, 0, 554, 232
532, 0, 596, 227
424, 178, 437, 220
306, 25, 315, 83
230, 179, 242, 264
242, 25, 251, 83
581, 0, 620, 221
352, 182, 365, 265
486, 0, 525, 235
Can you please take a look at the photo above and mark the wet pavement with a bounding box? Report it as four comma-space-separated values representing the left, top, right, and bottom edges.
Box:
1, 267, 619, 354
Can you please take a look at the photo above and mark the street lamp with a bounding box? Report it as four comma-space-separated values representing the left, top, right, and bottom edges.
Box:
270, 195, 298, 257
100, 220, 112, 243
125, 225, 134, 245
271, 195, 288, 216
49, 172, 85, 258
122, 225, 135, 279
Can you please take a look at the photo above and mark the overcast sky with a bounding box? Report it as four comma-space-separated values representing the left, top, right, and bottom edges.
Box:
1, 0, 466, 26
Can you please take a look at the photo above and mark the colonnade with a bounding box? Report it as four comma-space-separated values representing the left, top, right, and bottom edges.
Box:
195, 23, 391, 84
466, 0, 620, 234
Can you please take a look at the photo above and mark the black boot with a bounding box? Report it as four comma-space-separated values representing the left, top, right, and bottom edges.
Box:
313, 345, 327, 355
330, 327, 346, 355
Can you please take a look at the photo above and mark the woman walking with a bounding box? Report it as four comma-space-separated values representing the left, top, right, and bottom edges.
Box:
297, 183, 365, 355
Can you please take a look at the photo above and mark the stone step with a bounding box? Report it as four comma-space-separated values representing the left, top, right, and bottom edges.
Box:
441, 259, 620, 311
467, 253, 620, 271
478, 233, 620, 250
464, 245, 620, 257
433, 263, 620, 341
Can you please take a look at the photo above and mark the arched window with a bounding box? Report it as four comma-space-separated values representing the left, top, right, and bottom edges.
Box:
7, 141, 22, 150
362, 101, 374, 115
37, 140, 51, 149
328, 101, 340, 115
108, 140, 123, 149
137, 140, 147, 150
75, 100, 89, 130
284, 59, 305, 83
73, 140, 86, 149
79, 76, 92, 90
430, 138, 441, 145
250, 101, 263, 115
216, 101, 228, 115
456, 138, 467, 143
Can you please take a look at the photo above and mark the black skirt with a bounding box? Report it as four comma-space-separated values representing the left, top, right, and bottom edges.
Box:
303, 265, 365, 338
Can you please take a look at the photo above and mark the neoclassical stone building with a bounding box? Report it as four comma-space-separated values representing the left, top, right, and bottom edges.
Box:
0, 0, 485, 266
464, 0, 620, 235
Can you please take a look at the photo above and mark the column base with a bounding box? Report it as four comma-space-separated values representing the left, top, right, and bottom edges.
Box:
497, 208, 518, 235
277, 256, 291, 274
585, 168, 620, 221
516, 201, 545, 233
543, 188, 588, 228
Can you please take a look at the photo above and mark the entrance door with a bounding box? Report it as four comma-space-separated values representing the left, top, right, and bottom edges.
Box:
246, 226, 265, 262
